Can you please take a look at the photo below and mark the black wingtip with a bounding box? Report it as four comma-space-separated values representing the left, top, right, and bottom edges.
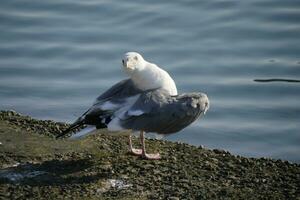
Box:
56, 129, 70, 139
55, 125, 77, 139
55, 120, 85, 139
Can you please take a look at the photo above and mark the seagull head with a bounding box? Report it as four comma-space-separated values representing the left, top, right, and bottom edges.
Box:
122, 52, 146, 74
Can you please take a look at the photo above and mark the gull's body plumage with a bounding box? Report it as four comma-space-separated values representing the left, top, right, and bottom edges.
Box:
57, 52, 209, 160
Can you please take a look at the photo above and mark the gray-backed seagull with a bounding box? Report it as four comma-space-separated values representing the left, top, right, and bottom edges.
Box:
56, 52, 209, 160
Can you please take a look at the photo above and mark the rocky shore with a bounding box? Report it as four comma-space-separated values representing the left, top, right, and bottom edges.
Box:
0, 110, 299, 200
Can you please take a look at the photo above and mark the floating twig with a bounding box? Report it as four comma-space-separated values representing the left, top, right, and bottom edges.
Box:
254, 79, 300, 83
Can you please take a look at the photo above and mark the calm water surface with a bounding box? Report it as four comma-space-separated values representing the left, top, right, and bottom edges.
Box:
1, 0, 300, 162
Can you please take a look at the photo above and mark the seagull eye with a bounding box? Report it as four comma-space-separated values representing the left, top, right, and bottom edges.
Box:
134, 56, 138, 60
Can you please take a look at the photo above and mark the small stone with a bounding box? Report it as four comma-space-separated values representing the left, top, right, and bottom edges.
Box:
213, 149, 225, 154
168, 197, 180, 200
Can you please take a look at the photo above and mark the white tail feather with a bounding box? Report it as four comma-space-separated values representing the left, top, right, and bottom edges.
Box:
70, 126, 97, 139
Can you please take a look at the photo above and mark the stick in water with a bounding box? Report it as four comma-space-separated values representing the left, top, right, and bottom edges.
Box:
254, 79, 300, 83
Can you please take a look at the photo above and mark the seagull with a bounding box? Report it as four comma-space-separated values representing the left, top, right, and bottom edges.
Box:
56, 52, 209, 160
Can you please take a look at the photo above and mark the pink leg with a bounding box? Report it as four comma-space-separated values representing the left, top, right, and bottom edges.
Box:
140, 131, 161, 160
128, 134, 142, 155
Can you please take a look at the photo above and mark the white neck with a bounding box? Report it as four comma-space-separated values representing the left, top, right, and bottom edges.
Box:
130, 61, 178, 95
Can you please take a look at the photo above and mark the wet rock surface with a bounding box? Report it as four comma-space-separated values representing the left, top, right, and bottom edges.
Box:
0, 110, 299, 199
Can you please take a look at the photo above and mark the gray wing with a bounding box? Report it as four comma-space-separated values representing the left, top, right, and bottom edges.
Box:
119, 89, 209, 134
57, 79, 143, 137
94, 79, 142, 104
75, 79, 142, 126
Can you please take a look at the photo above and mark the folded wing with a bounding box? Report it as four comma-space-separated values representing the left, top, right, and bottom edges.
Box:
117, 89, 209, 134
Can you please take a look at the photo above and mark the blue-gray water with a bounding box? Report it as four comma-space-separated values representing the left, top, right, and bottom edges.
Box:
1, 0, 300, 162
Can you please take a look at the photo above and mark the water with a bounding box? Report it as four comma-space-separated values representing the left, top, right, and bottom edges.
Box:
1, 0, 300, 162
